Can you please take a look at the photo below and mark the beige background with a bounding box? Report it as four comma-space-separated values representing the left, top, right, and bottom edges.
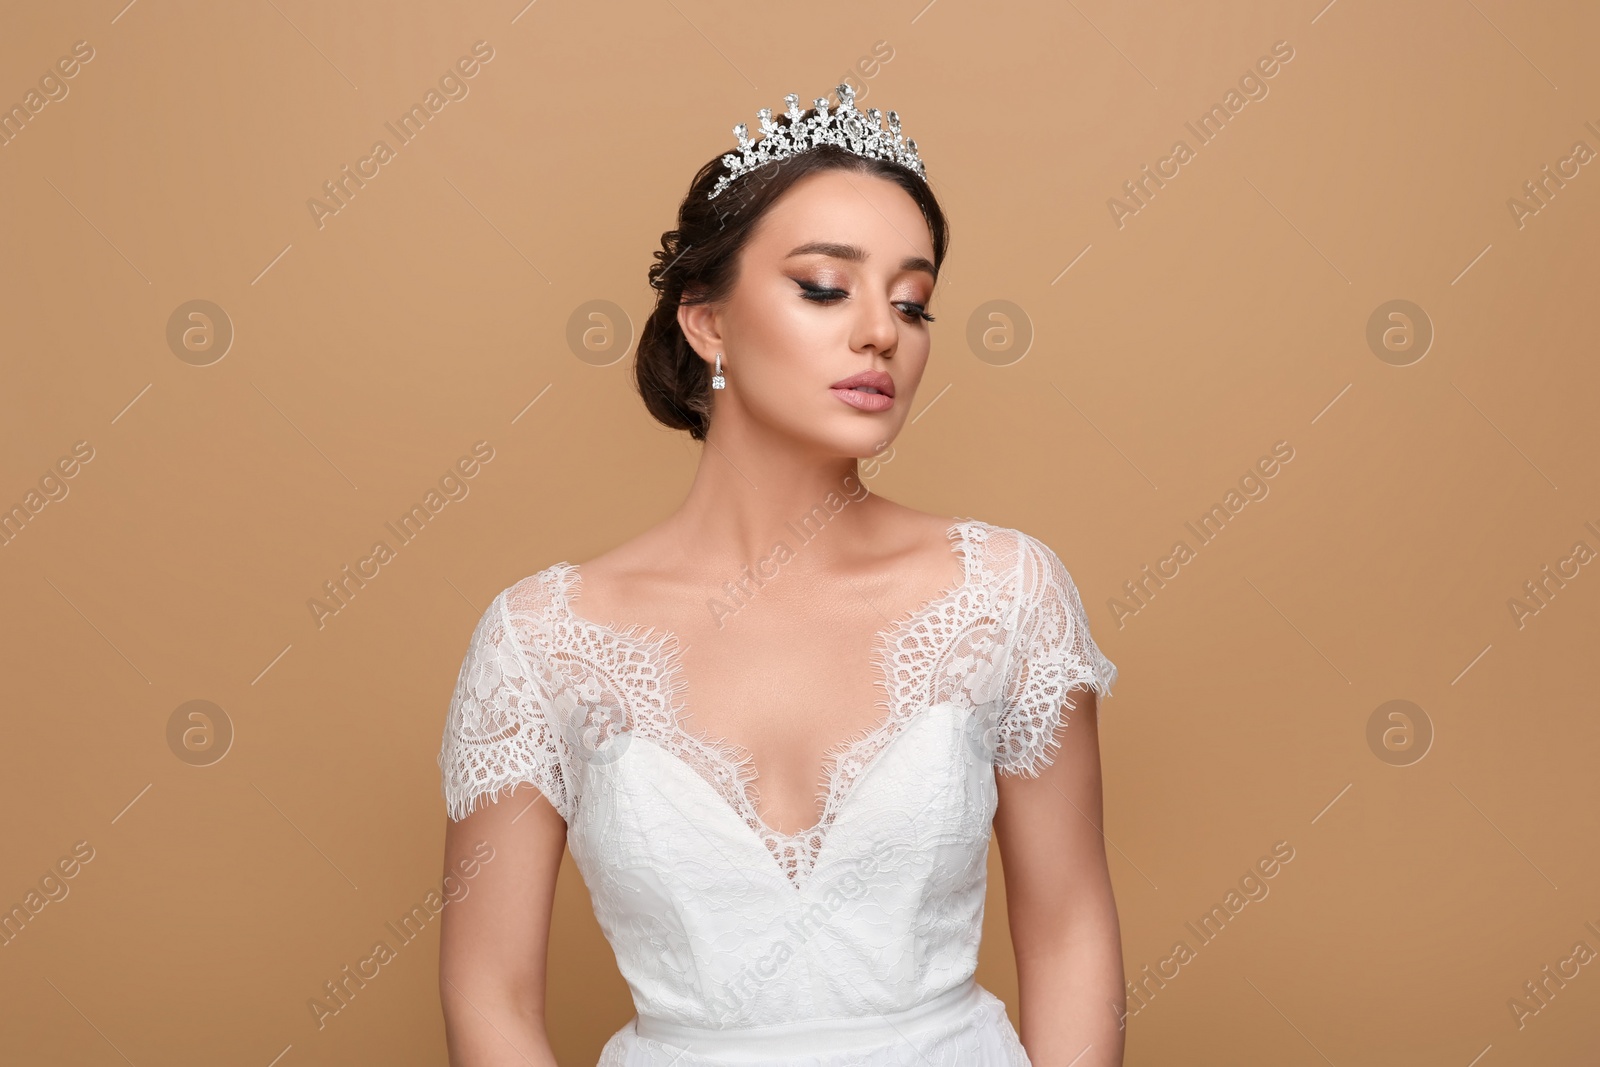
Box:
2, 0, 1597, 1064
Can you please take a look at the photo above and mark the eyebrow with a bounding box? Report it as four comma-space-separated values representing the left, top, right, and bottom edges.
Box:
786, 241, 936, 280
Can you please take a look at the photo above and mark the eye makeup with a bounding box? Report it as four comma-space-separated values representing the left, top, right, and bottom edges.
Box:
792, 278, 936, 322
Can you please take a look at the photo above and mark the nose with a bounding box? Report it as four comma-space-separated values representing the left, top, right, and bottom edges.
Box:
850, 288, 899, 358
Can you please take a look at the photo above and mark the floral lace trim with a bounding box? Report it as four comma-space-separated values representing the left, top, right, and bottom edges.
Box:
438, 589, 575, 823
441, 520, 1120, 883
992, 531, 1119, 778
541, 519, 1005, 886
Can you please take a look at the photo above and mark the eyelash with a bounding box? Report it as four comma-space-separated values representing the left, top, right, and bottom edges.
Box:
796, 281, 936, 323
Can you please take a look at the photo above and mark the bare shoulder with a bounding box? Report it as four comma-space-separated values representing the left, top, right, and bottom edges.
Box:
561, 521, 690, 625
839, 503, 973, 600
872, 502, 965, 554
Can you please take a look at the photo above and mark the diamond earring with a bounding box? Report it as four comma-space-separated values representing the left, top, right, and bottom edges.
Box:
712, 352, 726, 390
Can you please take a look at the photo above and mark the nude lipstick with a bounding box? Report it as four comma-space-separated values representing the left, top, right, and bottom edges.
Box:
830, 370, 895, 412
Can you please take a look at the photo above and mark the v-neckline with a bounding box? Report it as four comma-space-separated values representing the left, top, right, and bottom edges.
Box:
546, 518, 984, 865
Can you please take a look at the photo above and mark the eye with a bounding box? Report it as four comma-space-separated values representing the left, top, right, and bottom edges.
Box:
795, 279, 847, 304
795, 280, 935, 323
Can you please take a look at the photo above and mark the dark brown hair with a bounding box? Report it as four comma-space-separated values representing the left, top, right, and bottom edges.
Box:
635, 107, 950, 441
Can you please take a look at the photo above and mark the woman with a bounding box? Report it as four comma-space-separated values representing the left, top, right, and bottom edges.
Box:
437, 82, 1124, 1066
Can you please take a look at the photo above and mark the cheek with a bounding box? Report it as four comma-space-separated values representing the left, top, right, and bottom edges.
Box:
741, 299, 838, 374
899, 350, 931, 397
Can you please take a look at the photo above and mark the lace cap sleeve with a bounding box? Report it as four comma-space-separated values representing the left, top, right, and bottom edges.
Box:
437, 586, 573, 822
994, 533, 1118, 778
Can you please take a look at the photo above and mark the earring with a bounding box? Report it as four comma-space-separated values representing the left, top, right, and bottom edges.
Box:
712, 352, 726, 390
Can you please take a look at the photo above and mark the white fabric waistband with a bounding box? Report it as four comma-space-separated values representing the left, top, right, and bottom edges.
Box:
633, 976, 982, 1058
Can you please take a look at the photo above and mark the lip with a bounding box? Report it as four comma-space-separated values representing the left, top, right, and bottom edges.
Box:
829, 370, 896, 413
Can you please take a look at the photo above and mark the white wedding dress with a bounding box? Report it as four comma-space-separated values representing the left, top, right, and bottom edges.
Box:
438, 519, 1117, 1066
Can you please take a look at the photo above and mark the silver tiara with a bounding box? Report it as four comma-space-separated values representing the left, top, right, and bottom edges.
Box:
707, 81, 927, 200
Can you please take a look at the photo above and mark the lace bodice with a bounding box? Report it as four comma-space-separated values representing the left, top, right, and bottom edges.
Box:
437, 519, 1117, 1063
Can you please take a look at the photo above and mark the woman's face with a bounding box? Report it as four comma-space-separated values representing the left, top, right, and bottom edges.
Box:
680, 167, 939, 458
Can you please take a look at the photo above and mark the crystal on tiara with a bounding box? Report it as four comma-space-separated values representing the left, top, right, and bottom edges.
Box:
707, 81, 929, 200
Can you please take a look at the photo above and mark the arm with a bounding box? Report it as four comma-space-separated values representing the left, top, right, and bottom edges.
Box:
436, 586, 577, 1065
440, 784, 567, 1066
993, 685, 1125, 1066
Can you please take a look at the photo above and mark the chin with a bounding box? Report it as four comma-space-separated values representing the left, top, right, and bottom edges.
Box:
833, 422, 902, 461
762, 396, 907, 458
862, 430, 901, 457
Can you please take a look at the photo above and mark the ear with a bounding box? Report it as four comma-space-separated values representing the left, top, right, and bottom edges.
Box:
677, 297, 724, 366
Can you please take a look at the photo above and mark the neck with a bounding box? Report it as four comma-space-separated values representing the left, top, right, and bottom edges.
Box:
664, 422, 892, 566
